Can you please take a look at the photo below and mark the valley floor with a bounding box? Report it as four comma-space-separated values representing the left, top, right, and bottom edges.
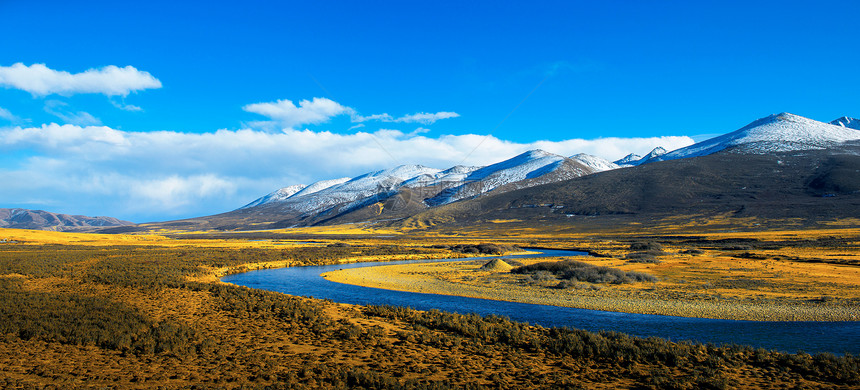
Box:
1, 226, 859, 389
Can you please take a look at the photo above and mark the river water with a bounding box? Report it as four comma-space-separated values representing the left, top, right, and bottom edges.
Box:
221, 249, 860, 355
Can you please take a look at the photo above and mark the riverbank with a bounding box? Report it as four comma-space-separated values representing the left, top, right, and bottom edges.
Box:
322, 258, 860, 322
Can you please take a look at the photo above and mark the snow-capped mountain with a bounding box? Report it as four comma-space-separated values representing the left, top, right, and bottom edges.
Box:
146, 111, 860, 231
637, 147, 668, 163
570, 153, 620, 172
614, 153, 642, 166
612, 147, 667, 167
831, 116, 860, 130
237, 149, 599, 225
655, 113, 860, 162
270, 165, 441, 214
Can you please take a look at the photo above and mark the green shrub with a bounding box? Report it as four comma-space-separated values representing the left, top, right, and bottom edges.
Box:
512, 260, 657, 284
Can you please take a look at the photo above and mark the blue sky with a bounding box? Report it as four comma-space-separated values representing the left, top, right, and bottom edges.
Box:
1, 1, 858, 222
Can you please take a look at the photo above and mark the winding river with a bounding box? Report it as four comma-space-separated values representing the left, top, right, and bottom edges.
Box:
221, 249, 860, 355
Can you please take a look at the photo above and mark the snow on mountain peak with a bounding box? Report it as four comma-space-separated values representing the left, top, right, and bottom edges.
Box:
277, 184, 307, 196
522, 149, 555, 158
570, 153, 620, 172
370, 164, 441, 181
645, 147, 668, 158
657, 112, 860, 161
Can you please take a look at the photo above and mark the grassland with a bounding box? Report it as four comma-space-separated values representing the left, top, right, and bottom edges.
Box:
1, 226, 859, 389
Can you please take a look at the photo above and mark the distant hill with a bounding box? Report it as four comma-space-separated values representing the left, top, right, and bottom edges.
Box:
0, 208, 133, 231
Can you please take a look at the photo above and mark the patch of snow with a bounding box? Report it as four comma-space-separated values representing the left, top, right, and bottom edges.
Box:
240, 184, 307, 209
290, 177, 352, 199
401, 165, 481, 188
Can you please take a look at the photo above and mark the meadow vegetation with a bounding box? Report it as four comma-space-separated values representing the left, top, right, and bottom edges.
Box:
0, 227, 859, 388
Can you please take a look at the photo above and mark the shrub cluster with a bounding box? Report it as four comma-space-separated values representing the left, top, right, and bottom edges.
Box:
364, 305, 860, 387
0, 282, 202, 356
199, 282, 334, 334
431, 243, 518, 255
624, 252, 662, 263
629, 241, 664, 251
512, 259, 657, 284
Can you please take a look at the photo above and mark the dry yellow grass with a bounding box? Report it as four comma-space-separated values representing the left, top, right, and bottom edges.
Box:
2, 222, 859, 388
0, 228, 328, 249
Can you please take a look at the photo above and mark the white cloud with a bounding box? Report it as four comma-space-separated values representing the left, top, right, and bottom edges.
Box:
43, 100, 101, 126
0, 63, 162, 97
127, 175, 237, 212
243, 97, 460, 130
110, 99, 143, 112
243, 97, 350, 129
0, 106, 18, 122
0, 123, 694, 222
396, 112, 460, 124
352, 111, 460, 124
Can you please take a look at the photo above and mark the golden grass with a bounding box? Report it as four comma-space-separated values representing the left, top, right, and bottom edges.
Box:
2, 222, 859, 388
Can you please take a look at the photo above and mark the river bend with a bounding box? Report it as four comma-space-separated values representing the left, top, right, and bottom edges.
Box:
221, 249, 860, 355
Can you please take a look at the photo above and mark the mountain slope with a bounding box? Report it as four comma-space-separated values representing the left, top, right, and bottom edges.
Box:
656, 113, 860, 161
0, 208, 132, 231
241, 184, 307, 209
